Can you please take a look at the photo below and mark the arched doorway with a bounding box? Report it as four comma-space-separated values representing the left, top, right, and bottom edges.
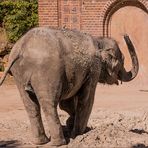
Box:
104, 1, 148, 88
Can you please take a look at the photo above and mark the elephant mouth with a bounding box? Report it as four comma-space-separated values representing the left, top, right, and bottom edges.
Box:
106, 75, 119, 85
99, 68, 119, 85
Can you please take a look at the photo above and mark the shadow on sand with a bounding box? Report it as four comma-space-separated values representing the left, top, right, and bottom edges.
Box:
132, 144, 148, 148
139, 90, 148, 92
130, 129, 148, 148
0, 140, 20, 148
130, 129, 148, 135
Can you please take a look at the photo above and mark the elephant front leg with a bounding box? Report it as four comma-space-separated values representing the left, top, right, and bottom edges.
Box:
71, 79, 97, 138
14, 80, 49, 145
59, 97, 77, 131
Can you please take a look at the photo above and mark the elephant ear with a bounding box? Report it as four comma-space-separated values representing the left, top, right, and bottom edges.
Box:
100, 48, 119, 76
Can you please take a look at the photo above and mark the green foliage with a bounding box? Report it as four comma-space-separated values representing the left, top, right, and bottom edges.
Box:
0, 0, 38, 43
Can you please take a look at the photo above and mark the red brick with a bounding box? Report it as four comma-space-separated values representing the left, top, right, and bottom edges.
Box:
38, 0, 148, 37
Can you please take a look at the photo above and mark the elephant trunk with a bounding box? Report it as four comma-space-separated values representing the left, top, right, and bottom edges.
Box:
119, 35, 139, 82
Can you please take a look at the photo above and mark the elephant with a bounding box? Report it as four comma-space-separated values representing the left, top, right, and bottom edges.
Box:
0, 27, 139, 146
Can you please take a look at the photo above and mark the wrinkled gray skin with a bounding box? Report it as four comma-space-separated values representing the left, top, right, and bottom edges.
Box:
0, 27, 139, 146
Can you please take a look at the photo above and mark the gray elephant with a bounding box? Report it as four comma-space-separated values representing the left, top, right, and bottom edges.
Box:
0, 27, 139, 146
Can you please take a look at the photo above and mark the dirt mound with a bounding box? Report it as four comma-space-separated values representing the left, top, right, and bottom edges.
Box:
67, 110, 148, 148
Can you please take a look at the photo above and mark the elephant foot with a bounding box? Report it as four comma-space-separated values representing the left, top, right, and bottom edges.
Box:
51, 137, 67, 146
33, 135, 49, 145
70, 130, 77, 139
47, 138, 66, 147
70, 126, 84, 139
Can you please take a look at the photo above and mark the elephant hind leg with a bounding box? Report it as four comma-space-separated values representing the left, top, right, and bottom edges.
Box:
14, 79, 49, 145
31, 80, 66, 146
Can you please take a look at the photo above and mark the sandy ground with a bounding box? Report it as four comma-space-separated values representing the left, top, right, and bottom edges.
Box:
0, 78, 148, 148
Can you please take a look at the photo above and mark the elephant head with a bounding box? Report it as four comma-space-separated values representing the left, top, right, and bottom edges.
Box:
94, 35, 139, 85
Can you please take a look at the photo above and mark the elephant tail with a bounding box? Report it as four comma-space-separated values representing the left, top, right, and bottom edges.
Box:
0, 55, 19, 86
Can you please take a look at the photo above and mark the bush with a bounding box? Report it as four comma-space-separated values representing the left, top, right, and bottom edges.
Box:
0, 0, 38, 43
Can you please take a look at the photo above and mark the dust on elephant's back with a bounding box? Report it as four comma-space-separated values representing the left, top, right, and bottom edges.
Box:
58, 30, 96, 99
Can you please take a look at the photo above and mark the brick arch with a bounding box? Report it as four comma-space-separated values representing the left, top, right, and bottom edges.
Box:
100, 0, 148, 37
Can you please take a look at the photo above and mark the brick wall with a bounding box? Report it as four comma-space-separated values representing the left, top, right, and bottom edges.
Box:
80, 0, 108, 36
38, 0, 148, 36
38, 0, 59, 27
